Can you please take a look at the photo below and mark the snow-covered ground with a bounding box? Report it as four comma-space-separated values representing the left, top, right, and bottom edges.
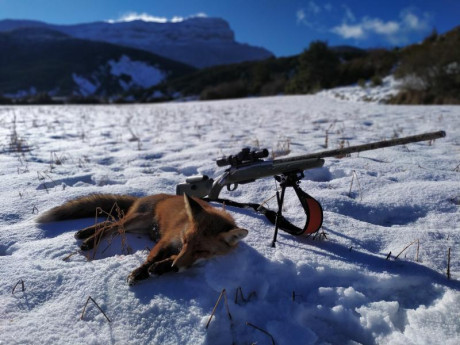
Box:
0, 95, 459, 345
318, 76, 402, 103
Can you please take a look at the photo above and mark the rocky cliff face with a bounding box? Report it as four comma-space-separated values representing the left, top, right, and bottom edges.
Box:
0, 17, 273, 68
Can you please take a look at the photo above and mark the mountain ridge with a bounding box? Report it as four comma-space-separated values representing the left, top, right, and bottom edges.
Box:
0, 17, 273, 68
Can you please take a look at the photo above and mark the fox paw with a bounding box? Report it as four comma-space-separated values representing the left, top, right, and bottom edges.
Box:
127, 267, 150, 286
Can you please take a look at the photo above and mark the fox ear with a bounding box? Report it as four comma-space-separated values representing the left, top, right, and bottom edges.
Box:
221, 228, 249, 246
184, 193, 203, 221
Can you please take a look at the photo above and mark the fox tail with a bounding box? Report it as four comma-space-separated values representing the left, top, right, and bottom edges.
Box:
36, 194, 138, 223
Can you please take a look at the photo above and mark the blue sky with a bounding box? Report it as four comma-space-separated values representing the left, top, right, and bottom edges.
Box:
1, 0, 458, 56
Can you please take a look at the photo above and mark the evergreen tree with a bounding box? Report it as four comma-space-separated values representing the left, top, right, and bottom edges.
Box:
286, 41, 339, 94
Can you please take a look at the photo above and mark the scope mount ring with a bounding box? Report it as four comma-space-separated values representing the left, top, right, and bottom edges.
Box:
227, 183, 238, 192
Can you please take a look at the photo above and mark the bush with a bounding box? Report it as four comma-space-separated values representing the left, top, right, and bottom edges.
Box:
394, 27, 460, 103
200, 80, 249, 100
259, 76, 286, 96
338, 49, 397, 86
371, 75, 383, 87
357, 79, 366, 88
0, 95, 12, 104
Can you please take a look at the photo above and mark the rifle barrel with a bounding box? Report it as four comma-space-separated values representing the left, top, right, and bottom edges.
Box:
275, 130, 446, 163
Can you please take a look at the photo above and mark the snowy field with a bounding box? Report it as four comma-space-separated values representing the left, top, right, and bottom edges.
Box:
0, 95, 459, 345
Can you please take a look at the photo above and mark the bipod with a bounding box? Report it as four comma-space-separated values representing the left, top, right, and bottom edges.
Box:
271, 171, 323, 247
202, 173, 323, 244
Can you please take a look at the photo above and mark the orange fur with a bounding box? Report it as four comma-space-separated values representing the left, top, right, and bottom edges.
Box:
38, 193, 248, 285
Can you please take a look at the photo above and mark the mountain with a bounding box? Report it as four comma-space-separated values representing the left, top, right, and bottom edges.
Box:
0, 18, 273, 68
0, 27, 195, 98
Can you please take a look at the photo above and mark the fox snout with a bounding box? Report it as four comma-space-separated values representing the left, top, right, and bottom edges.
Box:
171, 227, 248, 269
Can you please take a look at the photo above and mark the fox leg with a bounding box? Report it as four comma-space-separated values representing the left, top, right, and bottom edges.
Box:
127, 240, 180, 285
148, 257, 179, 275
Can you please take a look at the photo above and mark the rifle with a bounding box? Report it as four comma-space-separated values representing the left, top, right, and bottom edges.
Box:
176, 130, 446, 246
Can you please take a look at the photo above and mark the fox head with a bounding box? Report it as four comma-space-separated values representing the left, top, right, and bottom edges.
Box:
172, 194, 248, 269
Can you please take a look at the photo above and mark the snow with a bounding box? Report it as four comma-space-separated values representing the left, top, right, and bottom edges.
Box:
0, 94, 459, 345
72, 73, 99, 96
318, 75, 402, 103
108, 55, 166, 89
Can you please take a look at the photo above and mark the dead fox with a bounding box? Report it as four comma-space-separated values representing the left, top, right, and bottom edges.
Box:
37, 193, 248, 285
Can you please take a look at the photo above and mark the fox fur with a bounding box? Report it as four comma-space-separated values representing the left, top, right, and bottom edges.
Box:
37, 193, 248, 285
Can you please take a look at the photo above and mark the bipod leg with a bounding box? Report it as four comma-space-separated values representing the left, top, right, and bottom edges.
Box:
271, 182, 287, 248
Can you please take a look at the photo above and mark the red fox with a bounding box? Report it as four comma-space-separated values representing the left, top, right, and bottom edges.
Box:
37, 193, 248, 285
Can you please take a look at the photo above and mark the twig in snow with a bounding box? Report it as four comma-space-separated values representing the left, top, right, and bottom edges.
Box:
62, 250, 79, 261
292, 291, 303, 302
348, 170, 363, 201
205, 289, 232, 329
12, 279, 25, 294
394, 240, 417, 260
80, 296, 111, 322
234, 287, 256, 305
246, 322, 276, 345
386, 252, 392, 260
447, 247, 451, 280
416, 240, 420, 262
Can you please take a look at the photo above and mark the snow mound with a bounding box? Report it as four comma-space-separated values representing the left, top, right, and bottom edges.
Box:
319, 75, 402, 103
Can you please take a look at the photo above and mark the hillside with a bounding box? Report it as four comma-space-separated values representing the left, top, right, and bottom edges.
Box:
0, 27, 195, 98
146, 27, 459, 104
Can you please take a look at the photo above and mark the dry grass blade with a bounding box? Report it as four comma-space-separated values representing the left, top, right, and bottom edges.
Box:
12, 279, 25, 294
80, 296, 111, 322
234, 287, 256, 305
62, 250, 79, 261
348, 170, 363, 201
205, 289, 232, 329
394, 240, 418, 260
88, 202, 129, 260
447, 247, 451, 280
246, 322, 276, 345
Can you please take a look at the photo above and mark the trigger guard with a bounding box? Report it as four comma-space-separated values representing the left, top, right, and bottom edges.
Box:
227, 183, 238, 192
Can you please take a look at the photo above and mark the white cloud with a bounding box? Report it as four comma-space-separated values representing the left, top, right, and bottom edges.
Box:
363, 17, 400, 35
400, 9, 430, 31
331, 23, 364, 39
107, 12, 207, 24
109, 12, 168, 23
331, 8, 431, 44
297, 2, 333, 27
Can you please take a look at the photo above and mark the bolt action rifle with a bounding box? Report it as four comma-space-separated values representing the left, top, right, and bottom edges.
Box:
176, 131, 446, 246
